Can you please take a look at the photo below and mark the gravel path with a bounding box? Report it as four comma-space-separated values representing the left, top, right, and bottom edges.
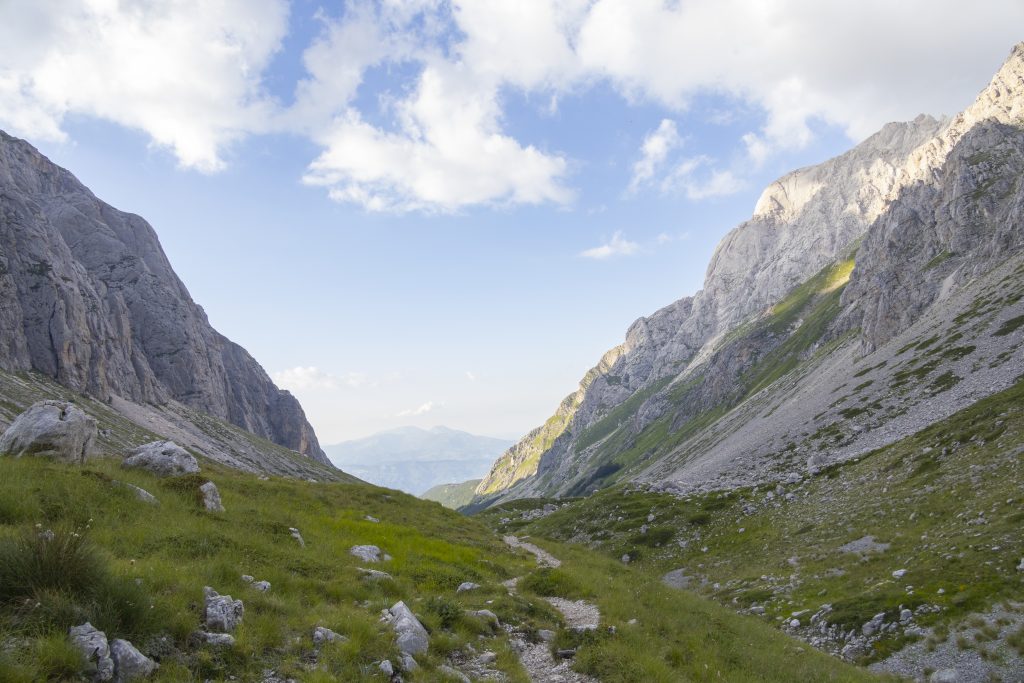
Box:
502, 536, 600, 683
504, 535, 562, 568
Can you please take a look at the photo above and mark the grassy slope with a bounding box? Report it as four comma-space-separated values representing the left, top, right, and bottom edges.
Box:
488, 377, 1024, 665
421, 479, 482, 509
0, 457, 539, 681
0, 452, 878, 681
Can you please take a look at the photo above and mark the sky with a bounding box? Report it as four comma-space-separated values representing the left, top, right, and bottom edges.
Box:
1, 1, 1021, 444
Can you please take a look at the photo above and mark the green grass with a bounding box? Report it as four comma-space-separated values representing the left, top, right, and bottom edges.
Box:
0, 456, 541, 681
499, 377, 1024, 666
508, 539, 882, 682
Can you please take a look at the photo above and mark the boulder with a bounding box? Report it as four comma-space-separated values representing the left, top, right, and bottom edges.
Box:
0, 401, 97, 463
350, 545, 385, 563
203, 587, 244, 632
385, 601, 429, 655
122, 441, 199, 477
199, 481, 224, 512
68, 622, 114, 681
110, 638, 158, 681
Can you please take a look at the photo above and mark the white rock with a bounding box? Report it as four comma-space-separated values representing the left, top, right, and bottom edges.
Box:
110, 638, 158, 681
456, 582, 480, 593
68, 622, 114, 681
0, 401, 97, 463
203, 587, 244, 632
312, 626, 345, 645
122, 441, 199, 477
350, 545, 384, 563
386, 601, 429, 655
289, 527, 305, 547
252, 580, 271, 592
200, 481, 224, 512
892, 569, 908, 579
379, 660, 394, 676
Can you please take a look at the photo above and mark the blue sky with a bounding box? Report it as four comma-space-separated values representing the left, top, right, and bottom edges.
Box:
2, 1, 1021, 443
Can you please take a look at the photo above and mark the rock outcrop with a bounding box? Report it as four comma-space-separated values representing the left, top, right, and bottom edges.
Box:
0, 400, 96, 462
68, 622, 114, 681
474, 42, 1024, 504
0, 133, 329, 466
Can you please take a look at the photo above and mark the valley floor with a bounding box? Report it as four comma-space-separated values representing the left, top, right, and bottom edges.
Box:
482, 378, 1024, 682
0, 446, 879, 681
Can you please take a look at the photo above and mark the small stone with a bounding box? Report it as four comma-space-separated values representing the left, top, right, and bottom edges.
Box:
379, 660, 394, 677
456, 582, 480, 593
892, 569, 907, 579
289, 527, 305, 547
358, 568, 393, 581
252, 580, 271, 592
789, 619, 800, 628
312, 626, 345, 645
537, 629, 556, 642
400, 653, 419, 671
241, 575, 254, 583
479, 651, 497, 665
929, 669, 959, 683
439, 665, 470, 683
899, 608, 913, 623
621, 553, 631, 564
365, 515, 380, 523
195, 631, 235, 647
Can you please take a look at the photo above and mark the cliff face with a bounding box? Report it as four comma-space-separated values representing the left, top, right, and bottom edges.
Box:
0, 132, 330, 467
475, 43, 1024, 504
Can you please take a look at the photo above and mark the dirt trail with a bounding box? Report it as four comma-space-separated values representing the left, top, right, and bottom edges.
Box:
502, 536, 600, 683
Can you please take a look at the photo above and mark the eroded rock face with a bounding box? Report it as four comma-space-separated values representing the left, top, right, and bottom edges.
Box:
0, 131, 329, 466
122, 441, 199, 477
475, 43, 1024, 503
68, 622, 114, 681
0, 400, 96, 463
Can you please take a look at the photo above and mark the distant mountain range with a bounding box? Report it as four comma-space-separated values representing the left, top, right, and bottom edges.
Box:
325, 426, 512, 495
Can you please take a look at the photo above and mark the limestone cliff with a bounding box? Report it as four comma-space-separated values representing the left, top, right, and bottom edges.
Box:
475, 43, 1024, 505
0, 132, 330, 467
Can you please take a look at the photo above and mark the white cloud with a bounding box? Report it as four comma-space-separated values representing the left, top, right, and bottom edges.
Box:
272, 367, 371, 392
0, 0, 288, 172
397, 400, 437, 416
664, 156, 745, 200
2, 1, 1021, 208
580, 231, 639, 260
465, 371, 477, 382
629, 119, 682, 193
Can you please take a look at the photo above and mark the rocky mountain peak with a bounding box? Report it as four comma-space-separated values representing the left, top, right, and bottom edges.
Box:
0, 132, 330, 467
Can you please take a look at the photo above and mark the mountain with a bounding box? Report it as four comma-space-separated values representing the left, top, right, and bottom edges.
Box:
474, 43, 1024, 507
0, 131, 334, 475
326, 426, 511, 494
421, 478, 482, 508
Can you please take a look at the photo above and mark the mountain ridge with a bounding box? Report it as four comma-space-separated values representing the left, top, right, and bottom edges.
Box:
0, 131, 331, 470
474, 42, 1024, 506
